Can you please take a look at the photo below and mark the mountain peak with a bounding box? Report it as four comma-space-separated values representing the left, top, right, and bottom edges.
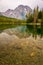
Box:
18, 5, 24, 7
1, 5, 32, 20
5, 9, 13, 13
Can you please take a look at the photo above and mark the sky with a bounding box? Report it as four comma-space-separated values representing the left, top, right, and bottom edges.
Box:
0, 0, 43, 12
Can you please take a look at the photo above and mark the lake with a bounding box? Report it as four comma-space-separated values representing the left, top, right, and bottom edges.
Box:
0, 24, 43, 39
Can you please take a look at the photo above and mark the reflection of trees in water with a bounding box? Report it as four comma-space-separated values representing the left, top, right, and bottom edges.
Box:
26, 24, 43, 39
33, 25, 37, 39
40, 21, 43, 38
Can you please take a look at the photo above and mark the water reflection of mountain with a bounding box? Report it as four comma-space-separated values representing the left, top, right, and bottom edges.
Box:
2, 25, 43, 39
0, 24, 43, 39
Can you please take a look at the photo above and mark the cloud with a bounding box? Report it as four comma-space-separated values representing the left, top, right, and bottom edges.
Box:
0, 0, 43, 12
